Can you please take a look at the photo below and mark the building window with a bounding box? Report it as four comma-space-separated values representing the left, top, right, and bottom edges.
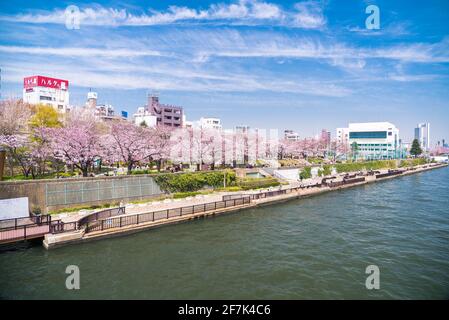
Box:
349, 131, 387, 139
39, 96, 52, 101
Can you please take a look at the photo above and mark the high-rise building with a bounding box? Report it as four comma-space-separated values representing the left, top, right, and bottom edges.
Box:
414, 123, 430, 151
133, 93, 183, 127
321, 129, 331, 147
23, 75, 69, 112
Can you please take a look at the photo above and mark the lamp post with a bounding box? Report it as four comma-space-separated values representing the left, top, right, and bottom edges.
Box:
223, 170, 226, 188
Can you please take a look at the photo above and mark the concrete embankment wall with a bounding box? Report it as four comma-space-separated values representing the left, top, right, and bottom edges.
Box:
0, 174, 164, 213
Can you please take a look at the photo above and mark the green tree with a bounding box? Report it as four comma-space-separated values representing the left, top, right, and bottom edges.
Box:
351, 142, 359, 161
410, 139, 423, 157
299, 166, 312, 180
29, 104, 61, 128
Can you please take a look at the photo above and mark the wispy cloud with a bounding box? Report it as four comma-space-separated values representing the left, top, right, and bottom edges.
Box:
1, 59, 351, 97
347, 21, 412, 37
0, 45, 162, 57
0, 1, 326, 29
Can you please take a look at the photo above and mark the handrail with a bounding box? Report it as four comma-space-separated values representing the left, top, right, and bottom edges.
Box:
78, 207, 126, 227
84, 196, 252, 234
0, 214, 52, 232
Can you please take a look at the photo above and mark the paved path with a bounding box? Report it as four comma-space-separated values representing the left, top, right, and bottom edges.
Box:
0, 224, 50, 243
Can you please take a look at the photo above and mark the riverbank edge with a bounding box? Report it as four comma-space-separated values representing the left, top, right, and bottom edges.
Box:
43, 163, 448, 249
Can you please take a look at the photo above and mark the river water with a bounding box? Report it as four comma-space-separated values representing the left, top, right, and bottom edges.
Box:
1, 167, 448, 299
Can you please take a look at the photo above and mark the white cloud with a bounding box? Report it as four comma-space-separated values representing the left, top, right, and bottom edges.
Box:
0, 1, 320, 29
292, 1, 326, 29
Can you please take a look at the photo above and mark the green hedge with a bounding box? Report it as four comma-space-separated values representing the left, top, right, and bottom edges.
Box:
399, 158, 427, 167
131, 169, 159, 175
173, 191, 213, 199
237, 177, 280, 190
154, 171, 236, 193
299, 167, 312, 180
322, 165, 332, 176
334, 160, 397, 173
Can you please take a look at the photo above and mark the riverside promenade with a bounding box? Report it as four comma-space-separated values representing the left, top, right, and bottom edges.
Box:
41, 162, 447, 249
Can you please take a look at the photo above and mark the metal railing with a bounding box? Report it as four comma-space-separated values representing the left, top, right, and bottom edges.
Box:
84, 196, 251, 234
0, 214, 54, 242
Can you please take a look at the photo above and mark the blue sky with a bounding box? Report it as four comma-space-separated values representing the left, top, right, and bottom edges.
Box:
0, 0, 448, 143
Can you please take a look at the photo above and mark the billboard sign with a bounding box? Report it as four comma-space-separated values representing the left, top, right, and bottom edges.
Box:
24, 76, 69, 90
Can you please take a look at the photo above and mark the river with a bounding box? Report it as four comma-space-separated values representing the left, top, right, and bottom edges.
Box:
1, 167, 448, 299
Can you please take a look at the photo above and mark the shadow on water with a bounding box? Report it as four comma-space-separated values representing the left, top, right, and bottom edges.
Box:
0, 238, 42, 254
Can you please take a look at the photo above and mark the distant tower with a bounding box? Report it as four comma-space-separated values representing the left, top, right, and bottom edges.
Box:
87, 90, 98, 109
414, 123, 430, 151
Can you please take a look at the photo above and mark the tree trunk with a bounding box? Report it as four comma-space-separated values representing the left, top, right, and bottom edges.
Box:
81, 166, 89, 177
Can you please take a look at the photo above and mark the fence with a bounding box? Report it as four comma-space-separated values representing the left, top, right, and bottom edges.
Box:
223, 183, 324, 202
45, 175, 163, 207
84, 196, 251, 233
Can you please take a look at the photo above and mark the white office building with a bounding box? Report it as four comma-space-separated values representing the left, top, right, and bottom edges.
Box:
198, 117, 222, 130
284, 130, 300, 141
184, 117, 222, 130
336, 127, 349, 145
338, 122, 400, 159
133, 107, 158, 127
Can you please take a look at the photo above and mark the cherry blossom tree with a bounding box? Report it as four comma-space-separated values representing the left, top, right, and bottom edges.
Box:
107, 121, 152, 174
107, 121, 173, 173
0, 99, 32, 136
49, 112, 106, 177
0, 134, 37, 178
148, 125, 173, 171
0, 99, 34, 177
